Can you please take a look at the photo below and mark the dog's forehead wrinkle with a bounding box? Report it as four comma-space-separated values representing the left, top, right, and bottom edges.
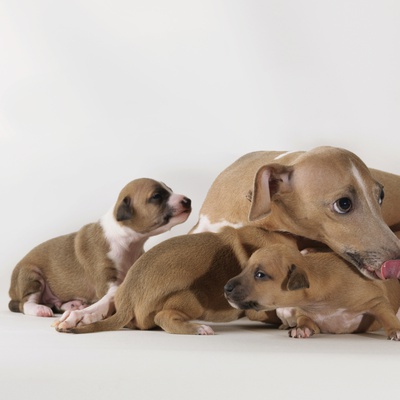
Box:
295, 151, 362, 185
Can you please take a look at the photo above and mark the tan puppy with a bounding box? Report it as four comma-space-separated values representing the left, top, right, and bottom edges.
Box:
9, 178, 191, 328
224, 245, 400, 340
190, 146, 400, 279
56, 226, 293, 334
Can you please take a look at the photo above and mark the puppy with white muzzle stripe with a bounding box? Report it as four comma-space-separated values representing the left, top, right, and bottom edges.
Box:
8, 178, 191, 330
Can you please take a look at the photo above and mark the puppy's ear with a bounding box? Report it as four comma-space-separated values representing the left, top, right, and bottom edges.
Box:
286, 264, 310, 291
116, 196, 134, 221
248, 164, 293, 221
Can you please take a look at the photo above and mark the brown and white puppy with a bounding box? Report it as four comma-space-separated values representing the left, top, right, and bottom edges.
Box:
190, 146, 400, 280
224, 245, 400, 340
9, 178, 191, 329
55, 226, 293, 335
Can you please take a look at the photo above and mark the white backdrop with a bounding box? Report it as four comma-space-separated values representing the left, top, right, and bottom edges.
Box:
1, 1, 400, 398
2, 0, 400, 275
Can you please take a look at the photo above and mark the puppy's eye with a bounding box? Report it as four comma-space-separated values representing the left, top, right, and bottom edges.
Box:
378, 188, 384, 205
333, 197, 352, 214
149, 192, 163, 203
149, 187, 169, 203
254, 270, 270, 281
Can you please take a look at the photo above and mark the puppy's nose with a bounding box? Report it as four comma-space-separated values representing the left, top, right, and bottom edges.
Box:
224, 280, 237, 294
182, 197, 191, 209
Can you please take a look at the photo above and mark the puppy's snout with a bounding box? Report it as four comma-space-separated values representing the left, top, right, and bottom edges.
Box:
182, 197, 191, 209
224, 278, 251, 309
224, 279, 238, 295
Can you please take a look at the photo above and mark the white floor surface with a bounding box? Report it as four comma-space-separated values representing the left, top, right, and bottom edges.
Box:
1, 290, 399, 400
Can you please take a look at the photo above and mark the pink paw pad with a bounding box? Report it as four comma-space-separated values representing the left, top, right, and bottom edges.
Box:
36, 306, 54, 318
289, 327, 314, 338
23, 303, 54, 318
197, 324, 215, 335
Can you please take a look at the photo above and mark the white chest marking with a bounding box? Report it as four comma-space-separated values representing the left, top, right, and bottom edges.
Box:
100, 207, 147, 277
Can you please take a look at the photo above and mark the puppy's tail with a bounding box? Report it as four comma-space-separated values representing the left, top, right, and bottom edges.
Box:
8, 300, 21, 313
65, 310, 133, 334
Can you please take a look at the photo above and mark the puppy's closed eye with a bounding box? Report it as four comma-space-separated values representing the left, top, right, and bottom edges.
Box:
148, 187, 169, 204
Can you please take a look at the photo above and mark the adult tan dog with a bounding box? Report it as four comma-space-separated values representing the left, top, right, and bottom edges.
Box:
224, 245, 400, 340
55, 226, 292, 334
190, 146, 400, 280
9, 178, 191, 328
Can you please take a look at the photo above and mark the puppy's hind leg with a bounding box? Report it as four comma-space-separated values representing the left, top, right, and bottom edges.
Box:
154, 309, 214, 335
9, 265, 54, 317
154, 291, 214, 335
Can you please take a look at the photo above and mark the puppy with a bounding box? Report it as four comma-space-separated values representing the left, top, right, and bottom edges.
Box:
225, 245, 400, 340
190, 146, 400, 280
9, 178, 191, 329
56, 226, 294, 334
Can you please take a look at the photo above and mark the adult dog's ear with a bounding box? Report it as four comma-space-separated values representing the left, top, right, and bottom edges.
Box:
248, 163, 293, 221
116, 196, 134, 221
287, 264, 310, 291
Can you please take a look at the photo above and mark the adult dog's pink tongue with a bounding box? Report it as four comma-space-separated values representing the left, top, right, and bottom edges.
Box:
379, 260, 400, 280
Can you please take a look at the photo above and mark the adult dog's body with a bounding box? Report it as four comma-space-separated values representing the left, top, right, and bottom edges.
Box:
225, 245, 400, 340
190, 146, 400, 279
9, 178, 191, 329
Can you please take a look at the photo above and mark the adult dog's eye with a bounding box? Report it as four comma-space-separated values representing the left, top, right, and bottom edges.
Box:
333, 197, 352, 214
378, 188, 384, 205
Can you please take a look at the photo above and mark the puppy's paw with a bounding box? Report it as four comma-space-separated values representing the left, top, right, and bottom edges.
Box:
288, 326, 314, 338
197, 325, 215, 335
55, 326, 74, 333
52, 309, 83, 330
387, 330, 400, 341
24, 303, 54, 318
53, 309, 105, 331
